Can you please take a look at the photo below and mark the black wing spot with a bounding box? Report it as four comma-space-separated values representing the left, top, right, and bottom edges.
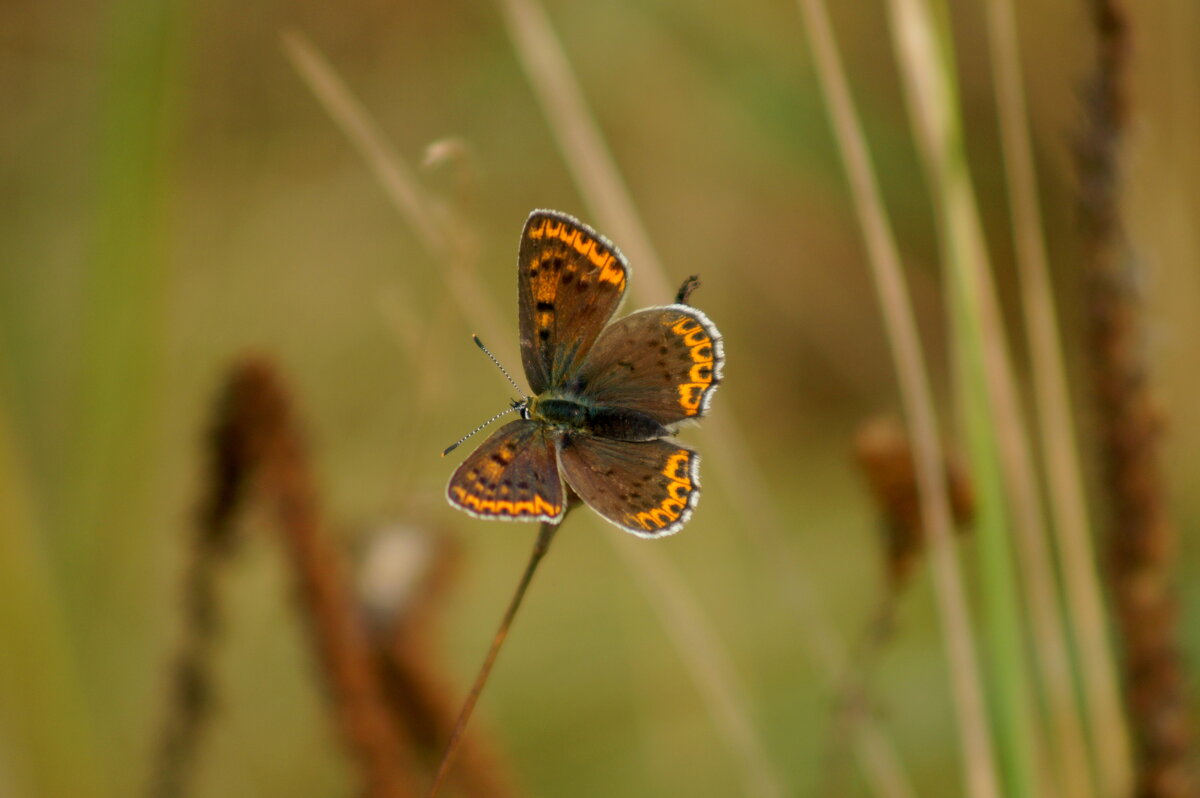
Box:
517, 481, 530, 490
659, 345, 669, 354
538, 329, 551, 341
695, 345, 712, 359
562, 272, 574, 285
536, 300, 555, 312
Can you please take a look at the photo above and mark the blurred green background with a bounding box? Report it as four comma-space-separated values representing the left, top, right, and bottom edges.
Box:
2, 0, 1198, 796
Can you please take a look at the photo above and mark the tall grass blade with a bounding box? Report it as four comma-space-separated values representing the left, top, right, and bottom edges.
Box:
0, 402, 112, 798
794, 0, 1001, 796
883, 1, 1048, 795
984, 0, 1130, 793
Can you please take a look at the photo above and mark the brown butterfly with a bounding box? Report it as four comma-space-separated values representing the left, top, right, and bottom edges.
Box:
446, 210, 723, 536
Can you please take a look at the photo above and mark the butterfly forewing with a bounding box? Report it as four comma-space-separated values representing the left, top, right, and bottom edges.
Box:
446, 420, 565, 523
518, 210, 628, 394
557, 435, 700, 537
572, 305, 724, 426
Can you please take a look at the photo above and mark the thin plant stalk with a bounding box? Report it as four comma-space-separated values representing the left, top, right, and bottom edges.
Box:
983, 0, 1130, 793
425, 521, 560, 798
794, 0, 1001, 796
1078, 1, 1197, 794
234, 361, 421, 798
283, 32, 859, 798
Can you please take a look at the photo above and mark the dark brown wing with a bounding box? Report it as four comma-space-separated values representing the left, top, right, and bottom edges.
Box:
557, 434, 700, 537
571, 305, 723, 425
518, 210, 628, 394
446, 420, 564, 523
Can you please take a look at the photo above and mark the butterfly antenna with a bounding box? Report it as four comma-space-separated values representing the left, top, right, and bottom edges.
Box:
472, 334, 525, 397
441, 401, 523, 456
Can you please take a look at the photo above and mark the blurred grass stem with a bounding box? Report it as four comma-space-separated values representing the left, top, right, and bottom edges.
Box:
884, 0, 1050, 794
281, 31, 509, 359
0, 402, 112, 798
222, 361, 421, 798
1077, 1, 1197, 793
795, 0, 1002, 796
984, 0, 1130, 792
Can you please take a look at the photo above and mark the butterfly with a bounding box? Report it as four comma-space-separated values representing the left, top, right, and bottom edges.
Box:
445, 210, 724, 537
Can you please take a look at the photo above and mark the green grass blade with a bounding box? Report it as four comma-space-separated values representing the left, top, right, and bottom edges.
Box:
883, 0, 1045, 794
0, 400, 113, 798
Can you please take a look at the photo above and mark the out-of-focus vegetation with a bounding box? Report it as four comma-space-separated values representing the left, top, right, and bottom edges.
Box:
1, 1, 1198, 797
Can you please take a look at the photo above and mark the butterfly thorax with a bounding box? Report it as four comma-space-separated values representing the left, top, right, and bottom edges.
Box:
525, 393, 670, 443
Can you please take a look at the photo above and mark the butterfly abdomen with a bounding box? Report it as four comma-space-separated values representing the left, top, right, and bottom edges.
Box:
586, 407, 669, 441
531, 396, 669, 442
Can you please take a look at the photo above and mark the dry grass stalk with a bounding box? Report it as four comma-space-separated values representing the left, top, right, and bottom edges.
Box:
983, 0, 1131, 791
795, 0, 1002, 794
147, 364, 259, 798
853, 416, 975, 593
241, 359, 423, 798
152, 358, 422, 798
1077, 3, 1197, 796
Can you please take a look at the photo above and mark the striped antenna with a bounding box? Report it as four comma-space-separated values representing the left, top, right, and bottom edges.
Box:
441, 402, 523, 456
472, 334, 525, 397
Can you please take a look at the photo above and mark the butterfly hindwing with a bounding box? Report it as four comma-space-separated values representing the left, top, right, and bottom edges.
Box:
518, 210, 629, 395
570, 305, 724, 426
557, 435, 700, 537
446, 420, 565, 523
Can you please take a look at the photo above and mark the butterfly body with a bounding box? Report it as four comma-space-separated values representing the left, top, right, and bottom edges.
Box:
447, 210, 723, 537
526, 395, 670, 442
